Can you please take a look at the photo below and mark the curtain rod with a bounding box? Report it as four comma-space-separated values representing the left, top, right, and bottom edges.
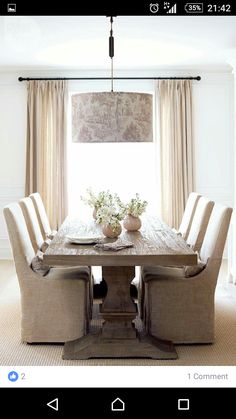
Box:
18, 76, 201, 82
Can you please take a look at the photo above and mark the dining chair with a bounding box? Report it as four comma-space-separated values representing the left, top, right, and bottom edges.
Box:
142, 204, 233, 344
19, 197, 94, 308
177, 192, 201, 239
186, 196, 214, 252
29, 192, 57, 240
4, 202, 91, 343
140, 197, 214, 311
19, 197, 46, 253
20, 196, 94, 317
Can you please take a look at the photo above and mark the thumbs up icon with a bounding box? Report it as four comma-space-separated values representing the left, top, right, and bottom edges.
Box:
8, 371, 19, 382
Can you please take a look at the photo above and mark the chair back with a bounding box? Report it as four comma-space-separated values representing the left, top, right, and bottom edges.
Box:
200, 204, 233, 265
30, 192, 51, 240
4, 203, 35, 281
19, 197, 44, 253
178, 192, 201, 239
187, 197, 214, 252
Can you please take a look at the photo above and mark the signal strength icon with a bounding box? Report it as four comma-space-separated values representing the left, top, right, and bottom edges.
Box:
167, 3, 177, 13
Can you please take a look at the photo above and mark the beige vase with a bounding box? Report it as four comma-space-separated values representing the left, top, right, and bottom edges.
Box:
123, 215, 142, 231
102, 222, 122, 238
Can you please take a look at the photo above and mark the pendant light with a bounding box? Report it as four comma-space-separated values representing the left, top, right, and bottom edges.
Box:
72, 17, 153, 143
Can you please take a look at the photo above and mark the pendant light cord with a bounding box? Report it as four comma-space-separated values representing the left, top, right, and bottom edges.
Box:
109, 17, 114, 92
111, 56, 114, 92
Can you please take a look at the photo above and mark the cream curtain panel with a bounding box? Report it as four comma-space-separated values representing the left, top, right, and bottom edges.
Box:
157, 80, 195, 229
25, 80, 68, 230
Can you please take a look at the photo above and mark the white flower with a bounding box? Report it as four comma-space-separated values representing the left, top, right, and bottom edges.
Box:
125, 194, 148, 217
96, 194, 126, 231
81, 188, 112, 209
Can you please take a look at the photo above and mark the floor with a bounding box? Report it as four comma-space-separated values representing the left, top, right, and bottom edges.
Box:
0, 260, 236, 366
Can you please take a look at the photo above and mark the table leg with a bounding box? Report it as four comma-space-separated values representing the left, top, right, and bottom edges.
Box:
63, 266, 177, 360
101, 266, 137, 339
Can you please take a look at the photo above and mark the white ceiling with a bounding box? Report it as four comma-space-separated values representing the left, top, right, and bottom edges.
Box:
0, 16, 236, 70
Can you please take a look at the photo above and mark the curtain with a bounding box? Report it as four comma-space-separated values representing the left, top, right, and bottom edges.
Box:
25, 80, 68, 229
157, 80, 195, 229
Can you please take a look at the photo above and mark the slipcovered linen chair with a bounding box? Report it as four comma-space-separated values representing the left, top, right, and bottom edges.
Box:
21, 196, 93, 318
142, 204, 232, 344
19, 197, 46, 253
4, 203, 91, 343
177, 192, 201, 239
139, 197, 214, 314
185, 196, 214, 252
30, 192, 57, 240
134, 193, 201, 299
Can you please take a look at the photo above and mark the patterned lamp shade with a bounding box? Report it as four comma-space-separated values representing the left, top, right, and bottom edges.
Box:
72, 92, 153, 142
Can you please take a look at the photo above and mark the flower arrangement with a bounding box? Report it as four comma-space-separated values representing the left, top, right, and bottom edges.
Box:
96, 194, 126, 232
81, 189, 148, 235
81, 188, 112, 209
125, 193, 148, 217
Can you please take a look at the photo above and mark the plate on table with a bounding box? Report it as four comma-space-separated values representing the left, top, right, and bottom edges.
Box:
66, 235, 103, 245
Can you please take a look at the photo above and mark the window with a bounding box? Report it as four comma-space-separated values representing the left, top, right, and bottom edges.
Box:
68, 87, 159, 218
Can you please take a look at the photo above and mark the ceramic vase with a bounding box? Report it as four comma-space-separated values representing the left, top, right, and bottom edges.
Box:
102, 222, 122, 238
123, 215, 141, 231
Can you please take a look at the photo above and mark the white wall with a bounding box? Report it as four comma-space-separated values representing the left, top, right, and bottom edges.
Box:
227, 60, 236, 283
0, 69, 234, 258
193, 73, 234, 206
194, 73, 234, 260
0, 73, 27, 258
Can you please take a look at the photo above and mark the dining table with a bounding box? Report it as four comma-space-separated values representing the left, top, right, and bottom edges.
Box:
43, 215, 198, 360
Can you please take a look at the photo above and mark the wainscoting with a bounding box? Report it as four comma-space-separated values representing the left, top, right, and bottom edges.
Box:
0, 186, 25, 259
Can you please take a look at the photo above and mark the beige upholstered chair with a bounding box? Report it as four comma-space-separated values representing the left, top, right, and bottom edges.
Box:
186, 197, 214, 252
177, 192, 201, 239
4, 203, 91, 343
22, 196, 93, 314
19, 197, 45, 253
140, 197, 214, 307
142, 204, 232, 344
30, 192, 57, 240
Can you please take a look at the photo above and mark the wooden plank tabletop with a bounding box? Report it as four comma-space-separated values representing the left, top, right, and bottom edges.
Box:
43, 215, 198, 267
